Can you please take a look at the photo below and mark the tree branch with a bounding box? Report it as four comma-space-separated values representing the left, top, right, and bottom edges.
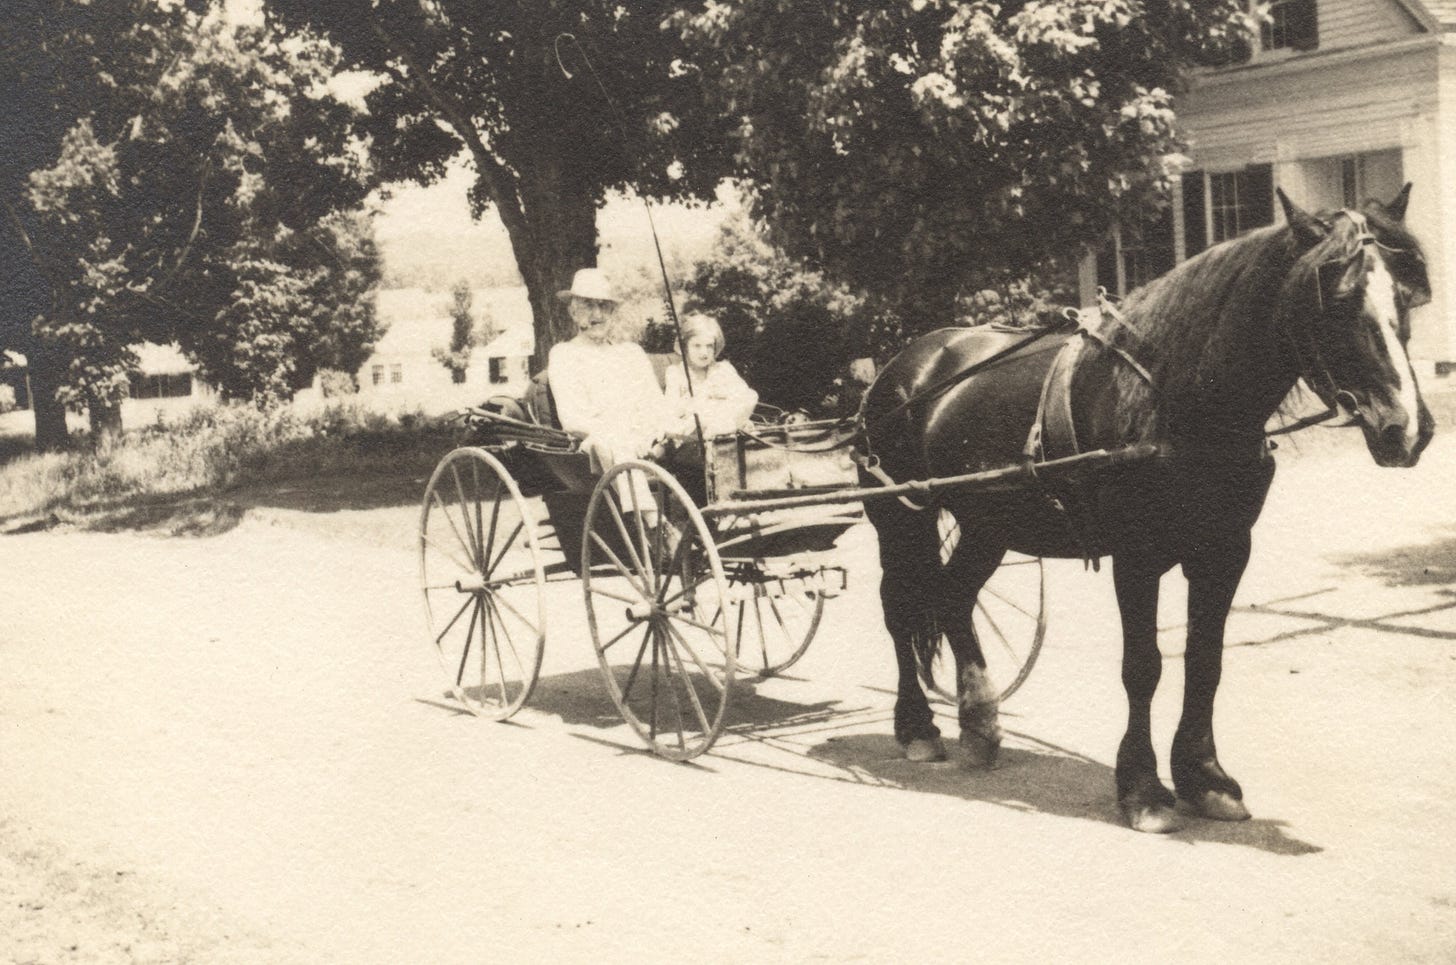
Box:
150, 158, 210, 295
367, 21, 530, 244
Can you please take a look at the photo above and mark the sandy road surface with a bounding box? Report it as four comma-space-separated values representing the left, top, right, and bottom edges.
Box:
3, 436, 1456, 963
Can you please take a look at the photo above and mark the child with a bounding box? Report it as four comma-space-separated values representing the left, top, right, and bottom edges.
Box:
664, 313, 758, 444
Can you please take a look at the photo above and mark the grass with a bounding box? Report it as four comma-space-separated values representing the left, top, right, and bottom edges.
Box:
0, 401, 461, 526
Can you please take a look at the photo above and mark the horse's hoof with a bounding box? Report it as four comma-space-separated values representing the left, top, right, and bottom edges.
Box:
1120, 803, 1182, 834
902, 737, 947, 763
959, 732, 999, 769
1181, 790, 1251, 822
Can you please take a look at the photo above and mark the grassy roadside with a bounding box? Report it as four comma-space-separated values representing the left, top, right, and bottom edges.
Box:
0, 402, 461, 533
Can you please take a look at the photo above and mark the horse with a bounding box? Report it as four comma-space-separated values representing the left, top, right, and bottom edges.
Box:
857, 187, 1433, 832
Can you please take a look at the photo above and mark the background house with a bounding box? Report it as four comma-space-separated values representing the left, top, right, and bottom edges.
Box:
1088, 0, 1456, 376
351, 286, 534, 414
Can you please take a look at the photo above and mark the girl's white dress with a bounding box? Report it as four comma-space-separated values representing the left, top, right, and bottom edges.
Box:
664, 360, 758, 441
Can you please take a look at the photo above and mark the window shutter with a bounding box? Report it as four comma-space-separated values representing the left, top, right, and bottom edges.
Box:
1291, 0, 1318, 51
1244, 164, 1275, 229
1182, 172, 1207, 259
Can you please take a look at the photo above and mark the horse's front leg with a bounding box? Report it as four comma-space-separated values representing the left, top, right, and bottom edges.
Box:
1172, 540, 1253, 821
1113, 553, 1179, 832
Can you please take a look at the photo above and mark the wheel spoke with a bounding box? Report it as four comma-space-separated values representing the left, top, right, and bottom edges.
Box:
429, 491, 477, 569
752, 596, 769, 669
480, 469, 502, 571
486, 520, 524, 579
483, 600, 517, 705
598, 617, 646, 654
655, 530, 691, 604
602, 498, 652, 590
588, 583, 641, 606
766, 595, 796, 652
664, 621, 726, 694
620, 624, 654, 705
661, 569, 715, 608
975, 599, 1018, 663
588, 531, 652, 598
657, 628, 688, 751
981, 583, 1038, 620
456, 597, 482, 687
662, 627, 713, 735
623, 473, 659, 590
665, 611, 727, 639
449, 463, 480, 563
491, 589, 542, 640
434, 594, 475, 646
422, 529, 476, 577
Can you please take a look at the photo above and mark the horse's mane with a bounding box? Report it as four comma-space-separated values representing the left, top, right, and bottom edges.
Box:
1108, 213, 1372, 436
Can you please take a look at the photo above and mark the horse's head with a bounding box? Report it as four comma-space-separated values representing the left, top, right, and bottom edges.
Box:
1278, 186, 1434, 467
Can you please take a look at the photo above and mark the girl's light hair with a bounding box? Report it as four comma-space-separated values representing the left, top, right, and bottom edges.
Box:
680, 313, 726, 359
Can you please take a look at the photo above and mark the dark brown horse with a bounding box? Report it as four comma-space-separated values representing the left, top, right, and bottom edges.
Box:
858, 188, 1433, 832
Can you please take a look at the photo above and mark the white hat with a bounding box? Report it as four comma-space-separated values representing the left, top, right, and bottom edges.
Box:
556, 268, 618, 303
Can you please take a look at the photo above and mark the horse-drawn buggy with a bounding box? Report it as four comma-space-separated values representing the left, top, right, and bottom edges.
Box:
419, 348, 1144, 761
418, 188, 1434, 831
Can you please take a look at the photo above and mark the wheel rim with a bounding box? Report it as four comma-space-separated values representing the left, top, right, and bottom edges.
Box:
715, 561, 824, 678
582, 461, 734, 761
419, 447, 546, 720
920, 511, 1046, 703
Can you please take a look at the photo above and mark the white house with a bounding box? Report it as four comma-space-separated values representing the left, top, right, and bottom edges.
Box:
1089, 0, 1456, 375
354, 286, 534, 414
0, 342, 215, 427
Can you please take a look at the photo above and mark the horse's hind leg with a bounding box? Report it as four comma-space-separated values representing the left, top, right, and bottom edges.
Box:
1113, 551, 1180, 833
1172, 540, 1252, 822
939, 536, 1008, 767
866, 499, 945, 761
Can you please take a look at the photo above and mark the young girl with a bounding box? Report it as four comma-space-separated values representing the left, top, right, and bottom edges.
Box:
664, 313, 758, 444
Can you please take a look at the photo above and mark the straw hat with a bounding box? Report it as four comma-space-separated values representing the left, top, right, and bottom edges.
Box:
555, 267, 618, 303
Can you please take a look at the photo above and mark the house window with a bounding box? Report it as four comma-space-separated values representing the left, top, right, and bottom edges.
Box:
1209, 165, 1274, 244
371, 364, 384, 386
1095, 209, 1175, 298
389, 364, 403, 384
1181, 165, 1273, 257
489, 357, 508, 384
127, 372, 193, 400
1341, 157, 1363, 208
1262, 0, 1317, 53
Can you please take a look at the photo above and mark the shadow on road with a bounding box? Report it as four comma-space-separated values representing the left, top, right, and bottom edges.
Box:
477, 668, 1323, 855
1333, 527, 1456, 587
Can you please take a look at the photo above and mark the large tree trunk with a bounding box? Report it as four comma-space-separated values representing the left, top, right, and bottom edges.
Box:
26, 338, 70, 452
492, 163, 600, 375
87, 398, 123, 441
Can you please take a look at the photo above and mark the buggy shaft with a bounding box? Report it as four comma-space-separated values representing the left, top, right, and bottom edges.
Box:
700, 443, 1160, 518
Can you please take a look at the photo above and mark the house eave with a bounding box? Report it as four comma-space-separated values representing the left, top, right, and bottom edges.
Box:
1193, 34, 1439, 89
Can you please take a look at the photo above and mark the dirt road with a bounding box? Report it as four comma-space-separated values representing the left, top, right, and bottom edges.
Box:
4, 435, 1456, 963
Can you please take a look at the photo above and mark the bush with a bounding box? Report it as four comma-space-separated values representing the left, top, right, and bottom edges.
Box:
318, 368, 358, 398
0, 400, 456, 519
0, 385, 15, 415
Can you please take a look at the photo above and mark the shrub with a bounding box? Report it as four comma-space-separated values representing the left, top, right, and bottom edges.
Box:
0, 385, 16, 415
318, 368, 359, 398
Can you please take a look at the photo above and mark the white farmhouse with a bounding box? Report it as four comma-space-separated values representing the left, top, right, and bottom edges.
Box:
356, 287, 534, 413
1090, 0, 1456, 375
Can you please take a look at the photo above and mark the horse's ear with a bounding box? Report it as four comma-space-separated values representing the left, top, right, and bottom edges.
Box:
1277, 188, 1329, 247
1386, 182, 1412, 221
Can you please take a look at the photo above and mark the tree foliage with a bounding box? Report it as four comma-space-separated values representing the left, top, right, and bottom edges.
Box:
678, 0, 1257, 333
1, 2, 381, 443
432, 281, 477, 384
266, 0, 734, 370
683, 212, 897, 417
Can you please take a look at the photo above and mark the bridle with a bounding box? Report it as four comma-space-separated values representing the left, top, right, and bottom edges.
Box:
1277, 210, 1383, 432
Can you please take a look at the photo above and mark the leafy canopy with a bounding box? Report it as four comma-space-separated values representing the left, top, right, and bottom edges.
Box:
678, 0, 1256, 328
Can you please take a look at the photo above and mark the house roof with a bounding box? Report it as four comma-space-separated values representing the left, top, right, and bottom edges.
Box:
1410, 0, 1456, 28
372, 286, 535, 359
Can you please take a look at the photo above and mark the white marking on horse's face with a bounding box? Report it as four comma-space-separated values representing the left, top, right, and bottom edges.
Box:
1363, 254, 1423, 450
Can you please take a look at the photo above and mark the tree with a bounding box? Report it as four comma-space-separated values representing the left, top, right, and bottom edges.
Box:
432, 281, 477, 384
265, 0, 734, 371
1, 4, 381, 445
678, 0, 1257, 334
683, 212, 897, 416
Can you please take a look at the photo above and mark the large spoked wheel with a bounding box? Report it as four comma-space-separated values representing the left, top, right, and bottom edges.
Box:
419, 447, 546, 720
582, 460, 735, 761
717, 561, 824, 678
917, 511, 1047, 704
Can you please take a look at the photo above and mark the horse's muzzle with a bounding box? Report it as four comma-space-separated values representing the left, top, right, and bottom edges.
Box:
1364, 402, 1433, 467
